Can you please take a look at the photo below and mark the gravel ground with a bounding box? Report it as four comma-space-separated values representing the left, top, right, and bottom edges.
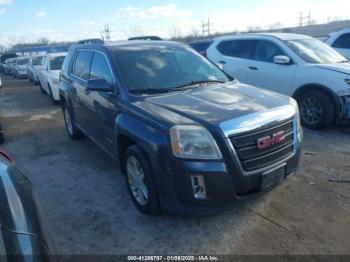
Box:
0, 74, 349, 255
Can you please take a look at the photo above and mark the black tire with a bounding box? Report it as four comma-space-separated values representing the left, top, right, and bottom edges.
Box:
39, 83, 46, 94
124, 145, 160, 215
297, 90, 335, 129
0, 123, 4, 145
62, 103, 84, 140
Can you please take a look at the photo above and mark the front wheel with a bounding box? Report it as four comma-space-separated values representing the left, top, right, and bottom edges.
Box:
62, 105, 84, 140
298, 90, 335, 129
39, 83, 46, 94
124, 145, 159, 215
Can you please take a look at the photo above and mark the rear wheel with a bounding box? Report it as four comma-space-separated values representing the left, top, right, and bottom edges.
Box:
62, 104, 84, 140
124, 145, 159, 215
297, 90, 335, 129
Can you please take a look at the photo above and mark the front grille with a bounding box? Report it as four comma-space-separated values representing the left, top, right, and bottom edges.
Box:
229, 119, 295, 172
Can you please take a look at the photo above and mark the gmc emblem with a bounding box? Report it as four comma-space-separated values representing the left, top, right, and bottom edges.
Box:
257, 131, 286, 150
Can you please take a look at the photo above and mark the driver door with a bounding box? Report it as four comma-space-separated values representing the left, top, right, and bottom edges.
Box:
85, 51, 120, 155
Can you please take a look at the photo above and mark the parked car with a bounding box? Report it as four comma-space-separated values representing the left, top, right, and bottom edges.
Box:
0, 53, 17, 73
189, 39, 213, 57
38, 52, 67, 104
59, 41, 303, 215
14, 56, 30, 78
5, 58, 16, 76
207, 33, 350, 129
28, 55, 45, 84
0, 149, 54, 259
325, 28, 350, 59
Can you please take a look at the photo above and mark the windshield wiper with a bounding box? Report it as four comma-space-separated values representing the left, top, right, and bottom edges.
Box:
171, 80, 226, 90
129, 88, 170, 94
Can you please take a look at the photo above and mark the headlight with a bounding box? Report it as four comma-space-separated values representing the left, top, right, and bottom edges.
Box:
289, 98, 301, 130
170, 125, 222, 159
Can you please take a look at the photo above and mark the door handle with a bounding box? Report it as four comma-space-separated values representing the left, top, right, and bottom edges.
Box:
249, 66, 258, 71
219, 61, 226, 64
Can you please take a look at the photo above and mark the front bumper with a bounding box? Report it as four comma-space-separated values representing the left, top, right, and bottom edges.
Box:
17, 71, 28, 78
335, 94, 350, 122
153, 128, 303, 216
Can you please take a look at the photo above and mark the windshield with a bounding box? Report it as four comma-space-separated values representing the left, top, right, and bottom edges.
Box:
285, 38, 347, 64
33, 56, 43, 66
50, 56, 65, 70
114, 46, 229, 92
17, 58, 29, 65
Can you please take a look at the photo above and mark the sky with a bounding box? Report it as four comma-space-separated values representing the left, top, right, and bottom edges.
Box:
0, 0, 349, 46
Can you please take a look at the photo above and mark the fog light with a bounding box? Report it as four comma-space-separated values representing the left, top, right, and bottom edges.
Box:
191, 175, 207, 199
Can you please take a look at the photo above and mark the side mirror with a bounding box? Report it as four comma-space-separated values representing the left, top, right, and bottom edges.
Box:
273, 55, 291, 65
86, 78, 113, 92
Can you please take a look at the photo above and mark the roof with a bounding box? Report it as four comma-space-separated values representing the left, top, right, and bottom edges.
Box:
46, 52, 67, 57
72, 40, 186, 53
215, 33, 312, 41
16, 56, 30, 60
189, 39, 213, 44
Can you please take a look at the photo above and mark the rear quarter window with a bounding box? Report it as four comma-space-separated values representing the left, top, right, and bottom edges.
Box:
217, 39, 257, 59
332, 33, 350, 49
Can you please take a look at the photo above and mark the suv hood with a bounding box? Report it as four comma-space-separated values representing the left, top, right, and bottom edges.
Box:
137, 81, 291, 127
317, 63, 350, 76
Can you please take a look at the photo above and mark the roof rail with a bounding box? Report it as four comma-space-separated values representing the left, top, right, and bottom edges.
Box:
128, 36, 162, 41
77, 38, 104, 44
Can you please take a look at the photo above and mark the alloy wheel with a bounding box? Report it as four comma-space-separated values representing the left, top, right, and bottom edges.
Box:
126, 156, 148, 206
300, 96, 324, 125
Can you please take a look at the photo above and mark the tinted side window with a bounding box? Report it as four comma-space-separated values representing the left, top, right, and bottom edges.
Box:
254, 40, 285, 63
90, 52, 114, 85
72, 51, 93, 79
217, 40, 256, 59
191, 42, 212, 52
332, 33, 350, 48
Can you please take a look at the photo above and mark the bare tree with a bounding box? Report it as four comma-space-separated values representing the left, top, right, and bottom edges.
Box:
169, 26, 182, 39
125, 26, 145, 38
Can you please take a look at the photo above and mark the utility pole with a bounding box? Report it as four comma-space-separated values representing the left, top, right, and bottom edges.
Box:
101, 24, 112, 41
299, 11, 312, 27
201, 18, 210, 37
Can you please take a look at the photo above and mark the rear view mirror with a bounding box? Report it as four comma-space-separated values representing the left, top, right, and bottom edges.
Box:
273, 55, 291, 65
86, 78, 113, 92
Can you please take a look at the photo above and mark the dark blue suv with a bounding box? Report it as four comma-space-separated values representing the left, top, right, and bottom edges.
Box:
59, 41, 303, 215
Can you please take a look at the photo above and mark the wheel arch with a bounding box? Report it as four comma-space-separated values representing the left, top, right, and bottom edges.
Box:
292, 83, 341, 114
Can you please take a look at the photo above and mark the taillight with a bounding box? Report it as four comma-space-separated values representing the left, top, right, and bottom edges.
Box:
0, 149, 13, 163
